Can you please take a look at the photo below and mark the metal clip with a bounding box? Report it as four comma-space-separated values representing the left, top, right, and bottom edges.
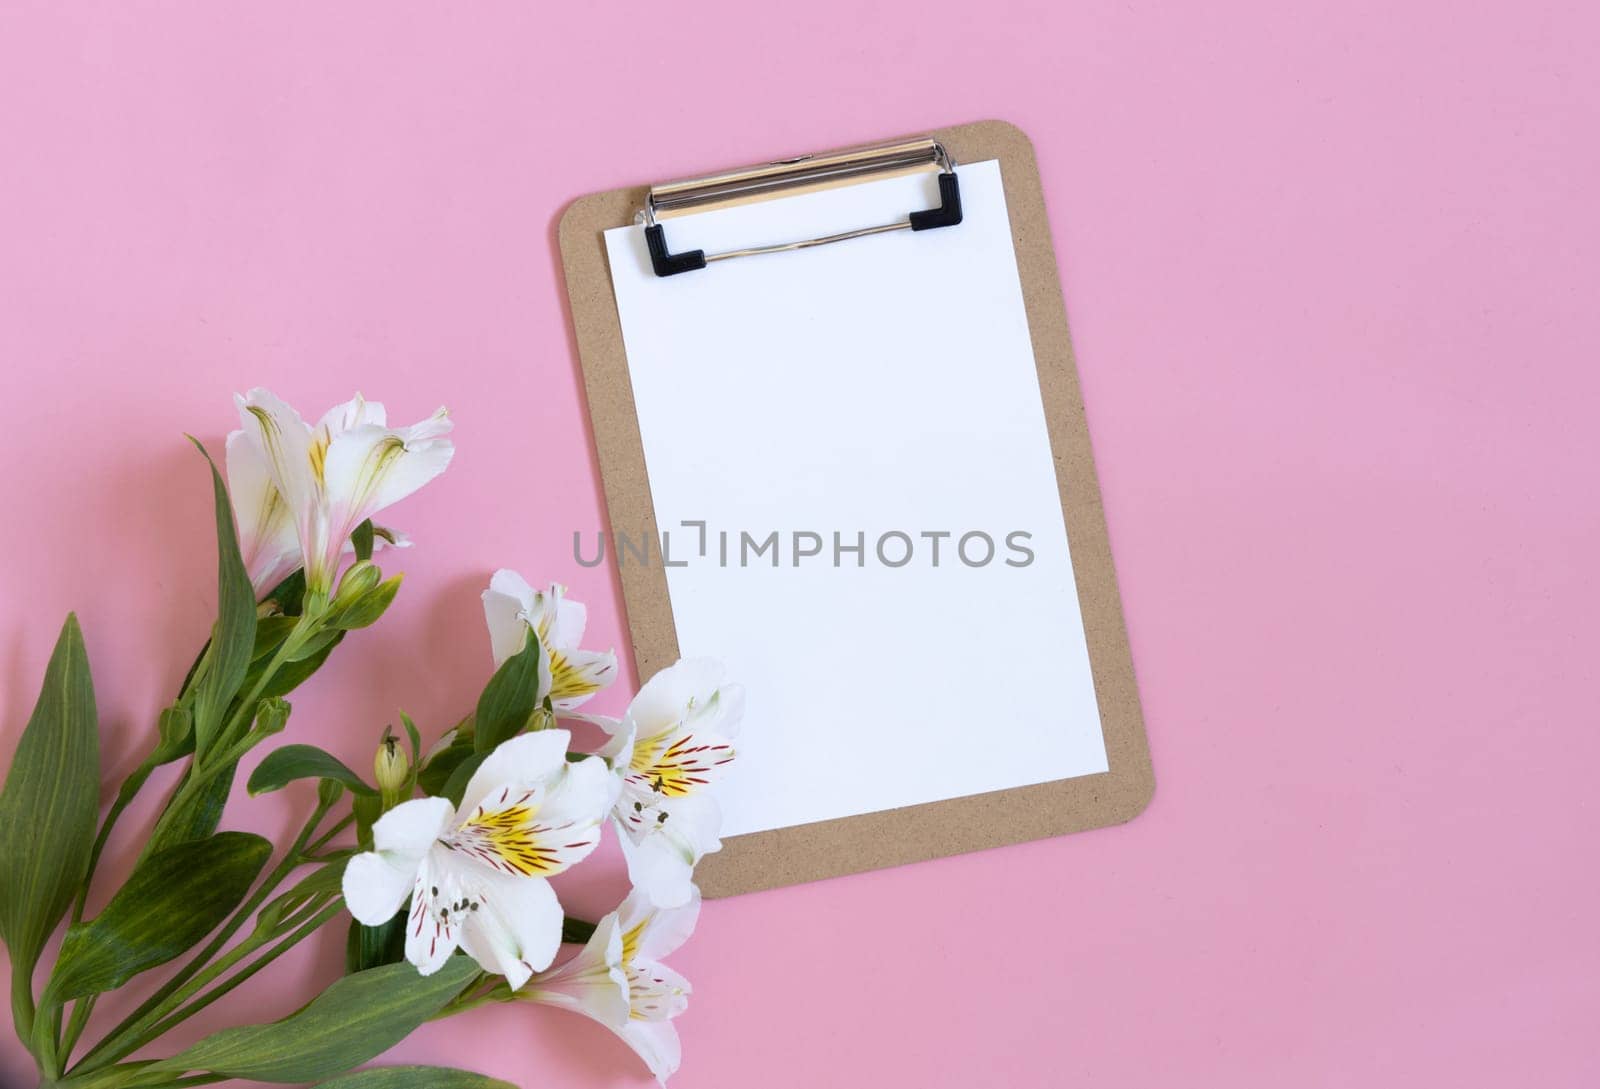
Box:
640, 138, 962, 277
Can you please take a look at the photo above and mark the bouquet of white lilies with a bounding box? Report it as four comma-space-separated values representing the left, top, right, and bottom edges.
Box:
0, 390, 741, 1089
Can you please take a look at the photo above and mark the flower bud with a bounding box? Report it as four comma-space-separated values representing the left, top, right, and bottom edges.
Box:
254, 697, 291, 736
375, 729, 411, 809
334, 560, 382, 606
153, 703, 194, 764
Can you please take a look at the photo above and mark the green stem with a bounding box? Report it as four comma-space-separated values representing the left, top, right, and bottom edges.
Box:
304, 812, 355, 855
199, 616, 316, 775
432, 976, 510, 1020
74, 640, 213, 922
62, 1063, 223, 1089
132, 902, 342, 1050
12, 960, 37, 1061
74, 765, 151, 926
61, 665, 210, 1065
58, 993, 96, 1069
73, 794, 337, 1075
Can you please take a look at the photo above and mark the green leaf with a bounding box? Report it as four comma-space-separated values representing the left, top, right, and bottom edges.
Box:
416, 728, 474, 797
561, 915, 598, 945
45, 832, 271, 1002
0, 615, 99, 1030
440, 752, 487, 808
315, 1066, 515, 1089
263, 569, 308, 616
351, 520, 375, 563
399, 713, 422, 764
345, 908, 406, 974
473, 630, 547, 753
248, 744, 377, 797
189, 438, 259, 756
353, 793, 383, 850
150, 958, 479, 1083
324, 575, 402, 631
285, 627, 342, 664
143, 760, 238, 858
252, 616, 299, 662
177, 636, 213, 700
259, 860, 345, 933
259, 631, 345, 698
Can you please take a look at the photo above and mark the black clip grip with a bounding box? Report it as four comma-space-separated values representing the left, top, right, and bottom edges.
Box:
909, 172, 963, 231
645, 223, 707, 277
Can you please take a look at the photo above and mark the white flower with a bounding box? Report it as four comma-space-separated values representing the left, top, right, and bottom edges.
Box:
341, 731, 610, 990
482, 570, 618, 710
232, 388, 453, 596
596, 659, 742, 908
526, 886, 700, 1084
225, 428, 412, 593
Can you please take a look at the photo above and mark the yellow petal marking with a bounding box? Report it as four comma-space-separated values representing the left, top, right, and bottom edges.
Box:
549, 649, 605, 701
453, 802, 560, 877
627, 730, 734, 799
620, 919, 646, 965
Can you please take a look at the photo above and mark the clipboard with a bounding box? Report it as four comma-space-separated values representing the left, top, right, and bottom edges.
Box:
559, 120, 1154, 897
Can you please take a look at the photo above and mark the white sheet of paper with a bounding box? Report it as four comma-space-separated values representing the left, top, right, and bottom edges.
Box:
604, 159, 1107, 837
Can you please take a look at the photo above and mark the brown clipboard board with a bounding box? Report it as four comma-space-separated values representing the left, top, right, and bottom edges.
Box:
558, 119, 1154, 897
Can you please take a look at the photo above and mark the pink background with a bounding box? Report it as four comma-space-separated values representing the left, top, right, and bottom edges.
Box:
2, 2, 1597, 1086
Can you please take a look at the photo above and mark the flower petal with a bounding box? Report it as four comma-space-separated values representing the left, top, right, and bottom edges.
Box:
617, 823, 696, 911
624, 714, 737, 802
615, 1019, 682, 1085
626, 959, 692, 1023
539, 755, 614, 829
456, 870, 563, 988
625, 659, 729, 741
449, 757, 607, 880
373, 795, 456, 854
550, 646, 618, 710
404, 854, 461, 975
343, 797, 452, 926
234, 388, 317, 509
552, 593, 588, 648
588, 713, 633, 768
483, 569, 536, 668
317, 393, 387, 434
341, 851, 416, 926
225, 429, 300, 593
525, 912, 630, 1026
617, 885, 701, 964
516, 582, 576, 648
457, 730, 571, 818
319, 414, 454, 563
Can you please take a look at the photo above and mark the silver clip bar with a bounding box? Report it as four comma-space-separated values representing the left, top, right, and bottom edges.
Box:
640, 137, 962, 276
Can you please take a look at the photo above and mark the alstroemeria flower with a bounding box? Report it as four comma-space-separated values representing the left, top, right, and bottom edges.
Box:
482, 570, 617, 710
225, 427, 411, 593
233, 388, 453, 596
341, 730, 610, 989
595, 659, 742, 908
526, 886, 700, 1084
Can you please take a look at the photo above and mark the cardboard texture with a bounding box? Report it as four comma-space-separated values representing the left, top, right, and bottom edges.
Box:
557, 120, 1154, 897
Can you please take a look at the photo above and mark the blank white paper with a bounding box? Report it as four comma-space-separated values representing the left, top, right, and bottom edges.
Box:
604, 159, 1107, 837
